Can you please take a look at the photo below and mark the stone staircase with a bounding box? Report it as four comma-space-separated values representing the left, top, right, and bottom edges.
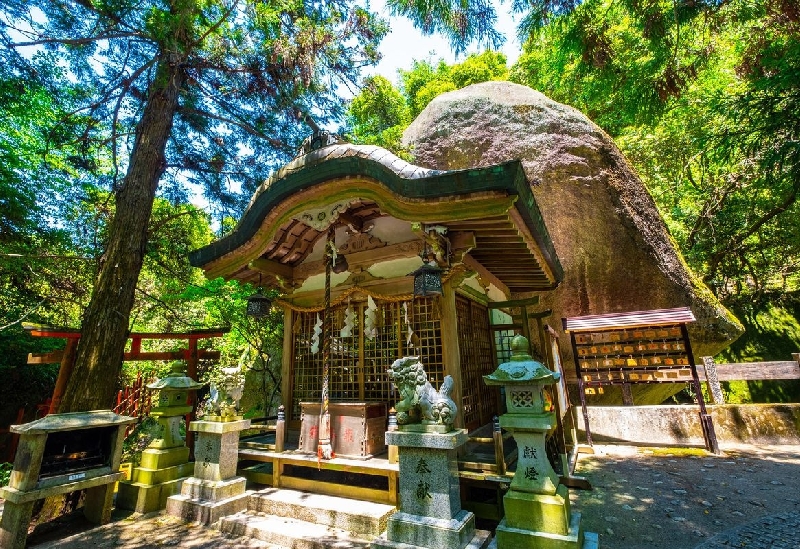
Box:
219, 487, 396, 549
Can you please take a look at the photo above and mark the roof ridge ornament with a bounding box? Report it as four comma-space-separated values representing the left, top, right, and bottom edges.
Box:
294, 109, 347, 158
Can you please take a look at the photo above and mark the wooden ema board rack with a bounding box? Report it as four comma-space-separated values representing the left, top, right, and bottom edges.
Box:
574, 325, 691, 387
563, 307, 719, 453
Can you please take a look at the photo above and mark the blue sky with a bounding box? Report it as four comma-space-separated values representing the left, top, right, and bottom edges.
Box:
367, 0, 522, 84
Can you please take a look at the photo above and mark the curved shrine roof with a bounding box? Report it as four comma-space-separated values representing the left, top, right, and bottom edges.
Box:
189, 142, 563, 294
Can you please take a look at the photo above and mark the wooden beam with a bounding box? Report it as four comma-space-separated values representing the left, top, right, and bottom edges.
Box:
709, 360, 800, 381
249, 257, 295, 280
27, 351, 64, 364
121, 350, 221, 361
27, 348, 223, 364
281, 306, 294, 421
293, 240, 424, 281
478, 252, 544, 259
475, 236, 525, 244
513, 309, 552, 320
488, 296, 541, 309
472, 229, 519, 237
461, 254, 510, 298
446, 217, 509, 227
49, 338, 78, 414
485, 270, 548, 277
24, 325, 228, 340
441, 279, 464, 430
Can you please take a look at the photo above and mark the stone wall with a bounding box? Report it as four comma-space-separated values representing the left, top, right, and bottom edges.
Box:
578, 404, 800, 446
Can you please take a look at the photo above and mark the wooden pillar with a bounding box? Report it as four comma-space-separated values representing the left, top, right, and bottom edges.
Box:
50, 338, 79, 414
440, 280, 464, 429
281, 306, 294, 428
185, 338, 199, 460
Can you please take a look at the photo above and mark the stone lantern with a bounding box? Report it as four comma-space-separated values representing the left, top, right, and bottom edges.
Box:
148, 362, 205, 447
484, 335, 597, 549
117, 362, 204, 513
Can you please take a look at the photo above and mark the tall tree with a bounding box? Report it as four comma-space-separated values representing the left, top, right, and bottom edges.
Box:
0, 0, 388, 411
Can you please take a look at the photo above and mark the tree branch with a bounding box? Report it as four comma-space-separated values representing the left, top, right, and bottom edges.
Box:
148, 209, 198, 235
706, 177, 799, 277
192, 0, 240, 48
0, 299, 47, 331
177, 106, 285, 148
11, 32, 141, 47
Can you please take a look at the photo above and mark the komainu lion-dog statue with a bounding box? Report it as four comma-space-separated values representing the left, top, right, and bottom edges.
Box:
388, 356, 458, 430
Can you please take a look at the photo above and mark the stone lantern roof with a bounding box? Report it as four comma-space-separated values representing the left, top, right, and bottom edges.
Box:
148, 362, 204, 391
483, 335, 559, 385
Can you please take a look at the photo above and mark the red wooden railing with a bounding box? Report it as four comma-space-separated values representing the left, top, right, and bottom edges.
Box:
113, 374, 153, 434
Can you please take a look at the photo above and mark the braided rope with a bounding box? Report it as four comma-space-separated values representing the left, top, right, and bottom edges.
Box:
273, 265, 463, 312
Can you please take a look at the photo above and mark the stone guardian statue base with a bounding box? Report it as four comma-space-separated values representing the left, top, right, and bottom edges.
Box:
372, 357, 490, 549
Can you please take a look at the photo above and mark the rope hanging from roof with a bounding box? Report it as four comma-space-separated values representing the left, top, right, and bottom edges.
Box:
272, 265, 464, 313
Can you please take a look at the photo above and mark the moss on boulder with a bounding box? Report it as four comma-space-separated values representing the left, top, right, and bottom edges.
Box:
403, 82, 743, 404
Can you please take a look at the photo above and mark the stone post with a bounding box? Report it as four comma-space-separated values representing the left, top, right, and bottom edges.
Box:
166, 418, 251, 525
372, 429, 489, 549
702, 356, 725, 405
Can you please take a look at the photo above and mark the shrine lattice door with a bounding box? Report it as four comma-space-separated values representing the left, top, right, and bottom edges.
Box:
455, 296, 500, 432
288, 298, 444, 422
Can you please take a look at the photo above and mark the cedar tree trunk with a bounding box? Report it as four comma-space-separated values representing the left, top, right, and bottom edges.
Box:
59, 55, 186, 412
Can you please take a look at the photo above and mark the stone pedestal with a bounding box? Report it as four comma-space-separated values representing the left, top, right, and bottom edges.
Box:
116, 445, 194, 513
166, 419, 250, 525
118, 415, 194, 513
372, 429, 489, 549
494, 414, 588, 549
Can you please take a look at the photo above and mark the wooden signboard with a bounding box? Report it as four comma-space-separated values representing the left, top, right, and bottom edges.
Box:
563, 307, 719, 454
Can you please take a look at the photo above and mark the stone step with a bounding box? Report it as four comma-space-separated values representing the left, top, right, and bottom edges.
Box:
219, 511, 373, 549
245, 487, 395, 538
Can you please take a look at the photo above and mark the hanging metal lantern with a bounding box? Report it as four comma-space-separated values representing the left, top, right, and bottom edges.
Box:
331, 254, 349, 274
410, 262, 443, 297
246, 289, 272, 318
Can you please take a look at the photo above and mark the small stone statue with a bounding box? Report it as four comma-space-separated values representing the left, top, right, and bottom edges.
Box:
388, 356, 458, 430
201, 364, 245, 421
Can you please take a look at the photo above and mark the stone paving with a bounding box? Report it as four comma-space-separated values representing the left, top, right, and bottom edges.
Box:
8, 443, 800, 548
695, 512, 800, 549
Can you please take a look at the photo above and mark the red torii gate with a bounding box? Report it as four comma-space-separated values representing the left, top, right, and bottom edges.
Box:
23, 323, 227, 414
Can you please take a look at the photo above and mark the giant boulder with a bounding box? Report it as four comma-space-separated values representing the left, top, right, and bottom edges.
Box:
403, 81, 742, 403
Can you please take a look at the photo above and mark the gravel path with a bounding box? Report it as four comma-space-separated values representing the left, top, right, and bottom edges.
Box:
17, 443, 800, 548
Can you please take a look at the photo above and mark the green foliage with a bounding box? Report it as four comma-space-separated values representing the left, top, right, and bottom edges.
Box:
0, 67, 99, 334
512, 0, 800, 304
177, 277, 284, 416
386, 0, 505, 55
401, 51, 509, 117
347, 51, 510, 154
0, 363, 59, 427
0, 462, 12, 487
121, 416, 160, 465
450, 50, 509, 88
716, 294, 800, 403
348, 75, 411, 155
